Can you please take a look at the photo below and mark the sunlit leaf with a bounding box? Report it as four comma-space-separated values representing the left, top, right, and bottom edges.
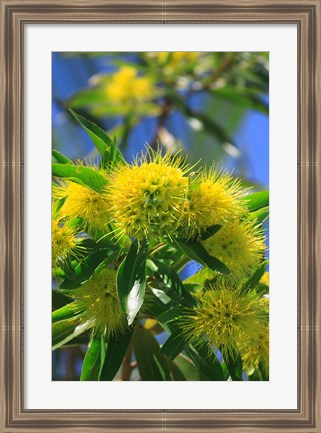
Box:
117, 239, 148, 325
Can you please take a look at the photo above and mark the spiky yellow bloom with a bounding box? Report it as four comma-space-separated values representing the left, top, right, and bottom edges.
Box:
53, 181, 111, 234
181, 284, 268, 361
105, 66, 154, 104
240, 327, 269, 376
70, 267, 126, 337
52, 215, 84, 269
202, 219, 266, 277
182, 168, 246, 239
106, 151, 189, 240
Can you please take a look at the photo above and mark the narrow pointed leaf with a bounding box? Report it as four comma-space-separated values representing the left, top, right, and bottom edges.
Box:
52, 163, 107, 192
100, 328, 133, 381
52, 317, 89, 350
133, 326, 179, 381
69, 108, 112, 155
186, 345, 226, 381
60, 248, 117, 290
249, 206, 269, 224
148, 259, 196, 307
80, 336, 103, 381
171, 238, 230, 275
240, 260, 269, 295
52, 302, 81, 323
241, 191, 269, 212
52, 149, 72, 164
160, 328, 188, 360
69, 109, 125, 166
117, 239, 148, 325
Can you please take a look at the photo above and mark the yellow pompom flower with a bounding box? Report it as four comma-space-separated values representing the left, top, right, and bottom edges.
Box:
53, 181, 111, 234
240, 327, 269, 376
154, 52, 200, 68
106, 151, 189, 240
70, 267, 126, 337
181, 284, 268, 361
182, 168, 246, 239
202, 219, 266, 277
105, 66, 153, 104
52, 214, 84, 270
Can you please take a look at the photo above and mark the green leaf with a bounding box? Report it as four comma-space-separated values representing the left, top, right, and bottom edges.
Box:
240, 260, 268, 295
241, 191, 269, 212
249, 206, 269, 224
52, 149, 72, 164
80, 335, 104, 381
60, 248, 117, 290
69, 109, 125, 166
157, 306, 188, 325
68, 88, 109, 110
133, 326, 180, 381
69, 108, 112, 155
52, 317, 90, 350
224, 356, 243, 381
52, 163, 107, 192
101, 135, 126, 169
199, 224, 222, 241
185, 345, 226, 381
174, 354, 205, 381
160, 328, 188, 360
148, 259, 196, 308
117, 239, 148, 325
52, 289, 72, 310
52, 302, 81, 323
170, 238, 230, 275
100, 328, 133, 381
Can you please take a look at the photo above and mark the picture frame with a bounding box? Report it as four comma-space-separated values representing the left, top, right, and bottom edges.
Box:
1, 0, 320, 431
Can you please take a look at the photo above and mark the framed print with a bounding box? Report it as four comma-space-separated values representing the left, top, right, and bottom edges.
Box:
1, 0, 320, 432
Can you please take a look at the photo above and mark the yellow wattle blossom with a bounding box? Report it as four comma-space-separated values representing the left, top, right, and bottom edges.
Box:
70, 267, 126, 337
53, 180, 111, 234
105, 66, 154, 104
106, 151, 189, 240
202, 219, 266, 277
240, 327, 269, 376
182, 168, 246, 239
181, 284, 268, 361
154, 52, 200, 68
52, 214, 84, 270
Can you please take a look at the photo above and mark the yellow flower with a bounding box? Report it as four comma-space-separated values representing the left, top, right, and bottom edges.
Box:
240, 327, 269, 376
52, 214, 84, 270
105, 66, 153, 104
181, 283, 268, 361
154, 52, 200, 68
106, 150, 189, 240
202, 219, 266, 277
70, 267, 126, 337
182, 168, 246, 239
53, 180, 111, 234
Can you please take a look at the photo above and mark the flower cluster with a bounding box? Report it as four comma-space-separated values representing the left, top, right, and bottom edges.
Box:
180, 281, 268, 363
105, 66, 154, 105
68, 267, 126, 337
52, 147, 268, 375
52, 149, 266, 277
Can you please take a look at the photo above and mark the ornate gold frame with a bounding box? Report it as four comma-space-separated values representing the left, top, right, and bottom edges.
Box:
1, 1, 320, 431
